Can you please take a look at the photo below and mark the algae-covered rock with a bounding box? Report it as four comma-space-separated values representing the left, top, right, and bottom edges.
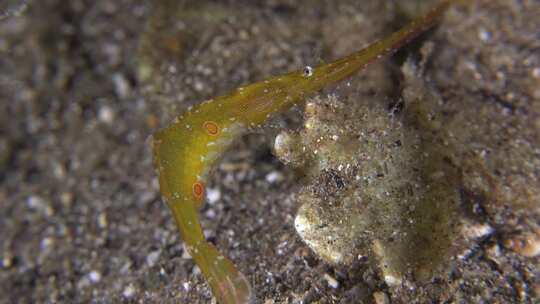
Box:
279, 82, 461, 283
276, 1, 540, 301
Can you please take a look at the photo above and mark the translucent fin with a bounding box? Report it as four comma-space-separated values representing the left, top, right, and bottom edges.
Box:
192, 241, 252, 304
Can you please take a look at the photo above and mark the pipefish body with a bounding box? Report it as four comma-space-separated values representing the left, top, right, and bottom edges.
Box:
152, 1, 454, 303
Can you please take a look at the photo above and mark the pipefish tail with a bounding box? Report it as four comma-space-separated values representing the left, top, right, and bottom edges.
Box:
151, 1, 454, 303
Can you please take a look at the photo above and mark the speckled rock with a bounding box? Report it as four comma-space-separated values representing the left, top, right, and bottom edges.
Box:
276, 1, 540, 302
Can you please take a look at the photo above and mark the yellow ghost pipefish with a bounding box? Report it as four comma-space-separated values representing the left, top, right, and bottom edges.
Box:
152, 1, 454, 303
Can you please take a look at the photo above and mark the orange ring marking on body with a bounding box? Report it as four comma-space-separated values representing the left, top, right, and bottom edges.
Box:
203, 121, 220, 136
192, 182, 205, 201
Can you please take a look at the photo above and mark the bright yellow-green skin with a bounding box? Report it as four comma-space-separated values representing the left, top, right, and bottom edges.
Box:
152, 2, 452, 303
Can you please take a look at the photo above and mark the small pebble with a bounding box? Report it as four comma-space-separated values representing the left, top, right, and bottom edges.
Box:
194, 80, 204, 91
98, 105, 115, 124
462, 223, 494, 239
486, 244, 502, 264
2, 253, 13, 268
531, 67, 540, 79
123, 284, 136, 298
204, 208, 216, 219
52, 162, 66, 179
522, 238, 540, 257
373, 291, 390, 304
112, 73, 130, 98
505, 231, 540, 257
384, 274, 401, 286
203, 229, 215, 239
206, 187, 221, 204
88, 271, 101, 283
40, 237, 53, 250
478, 28, 492, 42
27, 195, 53, 216
323, 273, 339, 289
146, 250, 161, 267
266, 171, 284, 183
97, 213, 107, 228
60, 192, 74, 206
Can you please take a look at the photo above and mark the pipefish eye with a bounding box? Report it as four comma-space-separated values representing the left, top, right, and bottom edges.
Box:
303, 66, 313, 77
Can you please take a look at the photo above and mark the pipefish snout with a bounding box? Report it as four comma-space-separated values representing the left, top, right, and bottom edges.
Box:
152, 1, 456, 303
